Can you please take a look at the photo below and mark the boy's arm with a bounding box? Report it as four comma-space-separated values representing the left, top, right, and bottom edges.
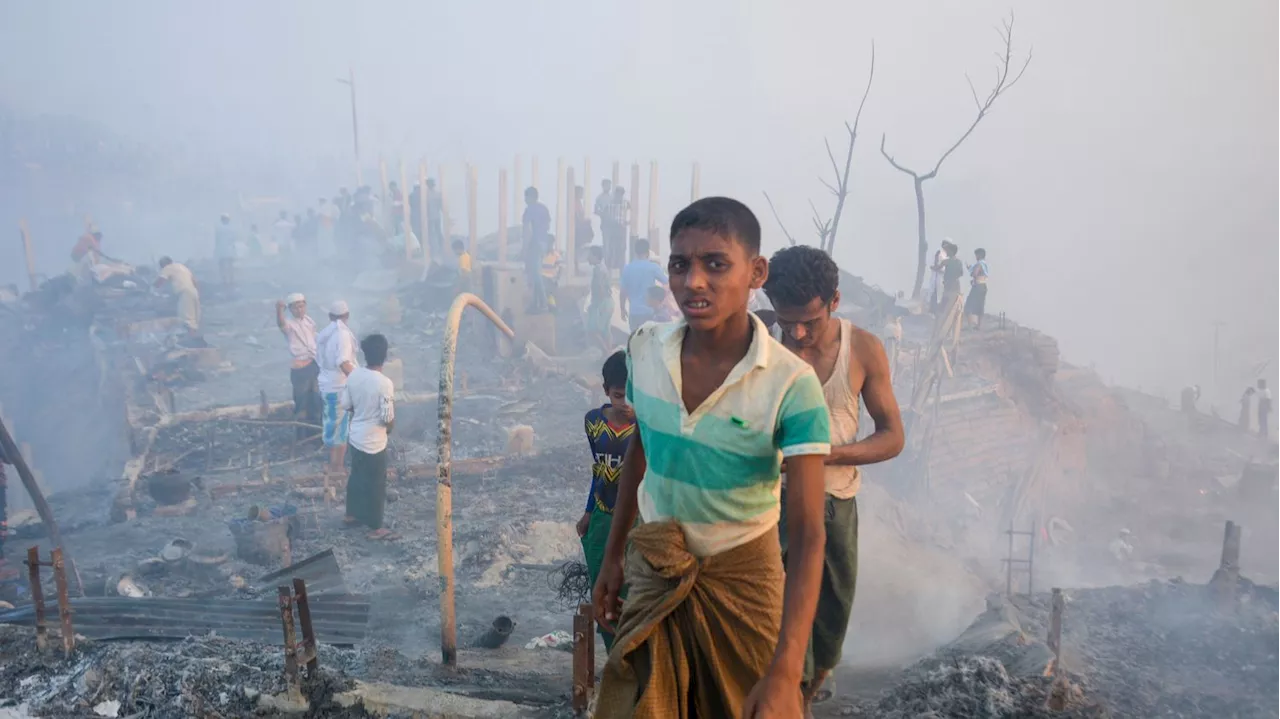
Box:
826, 332, 904, 466
380, 384, 395, 434
770, 452, 826, 680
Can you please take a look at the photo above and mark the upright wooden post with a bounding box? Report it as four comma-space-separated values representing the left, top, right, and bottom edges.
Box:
611, 161, 620, 189
648, 160, 660, 249
565, 166, 577, 274
467, 164, 479, 259
514, 154, 523, 216
27, 546, 46, 652
418, 160, 430, 263
1212, 520, 1243, 605
399, 160, 413, 258
691, 162, 701, 202
498, 169, 509, 264
583, 157, 592, 211
555, 157, 565, 251
630, 163, 641, 261
439, 165, 451, 244
18, 220, 36, 291
51, 548, 74, 657
378, 158, 390, 228
532, 155, 540, 192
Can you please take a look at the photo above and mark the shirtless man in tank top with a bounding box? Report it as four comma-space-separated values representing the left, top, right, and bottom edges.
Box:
764, 245, 905, 714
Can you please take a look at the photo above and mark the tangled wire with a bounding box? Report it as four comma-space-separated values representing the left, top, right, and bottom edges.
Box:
549, 559, 591, 610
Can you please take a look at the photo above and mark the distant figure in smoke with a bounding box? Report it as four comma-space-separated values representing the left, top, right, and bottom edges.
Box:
341, 333, 397, 540
574, 185, 594, 273
155, 257, 201, 338
965, 248, 990, 329
618, 238, 668, 333
272, 210, 295, 255
594, 178, 613, 221
602, 186, 630, 270
928, 241, 950, 313
1238, 386, 1256, 431
937, 240, 965, 322
576, 350, 634, 650
316, 301, 357, 476
522, 186, 552, 313
276, 293, 320, 439
388, 181, 404, 232
585, 245, 614, 353
1257, 379, 1272, 437
214, 214, 237, 286
317, 198, 339, 258
1180, 384, 1201, 413
425, 179, 445, 259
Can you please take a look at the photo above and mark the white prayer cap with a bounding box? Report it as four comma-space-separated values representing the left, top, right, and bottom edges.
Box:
329, 300, 350, 316
285, 293, 305, 305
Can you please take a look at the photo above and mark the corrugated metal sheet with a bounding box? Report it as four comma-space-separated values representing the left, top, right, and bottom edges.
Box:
0, 595, 369, 646
255, 549, 346, 596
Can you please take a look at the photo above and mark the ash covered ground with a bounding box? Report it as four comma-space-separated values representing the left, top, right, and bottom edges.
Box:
1, 257, 1277, 717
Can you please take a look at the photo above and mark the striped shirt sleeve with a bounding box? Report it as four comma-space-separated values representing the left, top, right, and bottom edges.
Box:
775, 369, 831, 458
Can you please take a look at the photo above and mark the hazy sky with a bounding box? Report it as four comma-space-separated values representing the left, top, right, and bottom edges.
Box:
1, 0, 1276, 402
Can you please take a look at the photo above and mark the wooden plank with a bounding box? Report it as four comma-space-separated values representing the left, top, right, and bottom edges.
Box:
1, 419, 79, 595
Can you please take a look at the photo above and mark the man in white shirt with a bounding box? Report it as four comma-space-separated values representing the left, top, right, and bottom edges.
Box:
340, 333, 396, 540
316, 300, 357, 474
276, 293, 320, 439
154, 256, 201, 336
272, 211, 296, 255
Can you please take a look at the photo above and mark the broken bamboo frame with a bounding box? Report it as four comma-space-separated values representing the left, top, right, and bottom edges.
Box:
278, 585, 301, 697
572, 603, 596, 716
611, 161, 620, 189
565, 165, 577, 274
0, 417, 81, 595
51, 547, 74, 657
436, 293, 516, 668
1212, 520, 1242, 605
514, 154, 523, 216
556, 157, 565, 250
293, 578, 319, 675
468, 164, 479, 259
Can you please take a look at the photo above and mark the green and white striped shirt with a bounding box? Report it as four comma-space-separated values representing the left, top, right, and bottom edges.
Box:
626, 313, 831, 557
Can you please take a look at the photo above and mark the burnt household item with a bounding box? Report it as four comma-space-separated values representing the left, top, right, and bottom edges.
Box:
229, 505, 299, 566
256, 549, 347, 596
474, 615, 516, 649
146, 470, 193, 506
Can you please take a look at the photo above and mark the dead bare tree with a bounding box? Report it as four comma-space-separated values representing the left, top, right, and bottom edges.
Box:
765, 46, 875, 254
762, 191, 797, 246
880, 12, 1031, 299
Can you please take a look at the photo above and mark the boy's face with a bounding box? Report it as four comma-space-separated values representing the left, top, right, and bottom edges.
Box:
668, 228, 766, 332
773, 293, 839, 350
604, 385, 628, 409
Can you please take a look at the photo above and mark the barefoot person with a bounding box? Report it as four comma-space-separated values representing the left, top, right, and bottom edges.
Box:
317, 301, 357, 475
341, 334, 397, 540
576, 350, 635, 650
594, 197, 832, 718
764, 245, 905, 712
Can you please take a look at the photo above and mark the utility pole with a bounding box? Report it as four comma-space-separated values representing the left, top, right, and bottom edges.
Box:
337, 68, 362, 185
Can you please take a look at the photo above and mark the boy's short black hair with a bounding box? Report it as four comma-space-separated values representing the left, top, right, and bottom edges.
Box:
646, 285, 666, 302
633, 238, 650, 256
669, 197, 761, 256
602, 350, 627, 390
763, 245, 839, 307
974, 248, 986, 260
361, 333, 389, 367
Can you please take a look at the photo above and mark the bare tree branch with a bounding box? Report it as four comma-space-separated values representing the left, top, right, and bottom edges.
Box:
762, 191, 797, 246
879, 134, 920, 178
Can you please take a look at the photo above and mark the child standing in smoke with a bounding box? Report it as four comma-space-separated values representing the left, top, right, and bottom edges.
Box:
576, 351, 635, 650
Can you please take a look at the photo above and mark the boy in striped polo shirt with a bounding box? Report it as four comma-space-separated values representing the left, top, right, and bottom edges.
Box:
593, 197, 831, 719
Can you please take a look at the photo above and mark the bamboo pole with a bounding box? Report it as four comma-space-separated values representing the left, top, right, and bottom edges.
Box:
435, 293, 517, 668
514, 154, 523, 216
467, 164, 478, 259
18, 219, 36, 291
378, 158, 390, 229
439, 165, 451, 244
583, 157, 592, 212
400, 160, 413, 259
555, 157, 565, 252
630, 163, 641, 260
648, 160, 660, 248
531, 156, 540, 192
565, 166, 576, 274
691, 162, 701, 202
418, 160, 430, 264
498, 168, 509, 264
0, 415, 81, 595
611, 161, 620, 188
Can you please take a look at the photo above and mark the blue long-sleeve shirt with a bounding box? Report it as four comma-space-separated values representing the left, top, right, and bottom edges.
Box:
583, 406, 635, 513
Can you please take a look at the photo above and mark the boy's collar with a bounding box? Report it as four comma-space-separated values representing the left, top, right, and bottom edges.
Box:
658, 311, 772, 371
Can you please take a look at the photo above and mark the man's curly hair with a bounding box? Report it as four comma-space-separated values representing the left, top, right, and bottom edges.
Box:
763, 245, 840, 308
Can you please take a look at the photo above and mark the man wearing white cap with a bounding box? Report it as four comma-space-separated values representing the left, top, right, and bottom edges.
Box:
316, 300, 357, 474
276, 293, 320, 437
